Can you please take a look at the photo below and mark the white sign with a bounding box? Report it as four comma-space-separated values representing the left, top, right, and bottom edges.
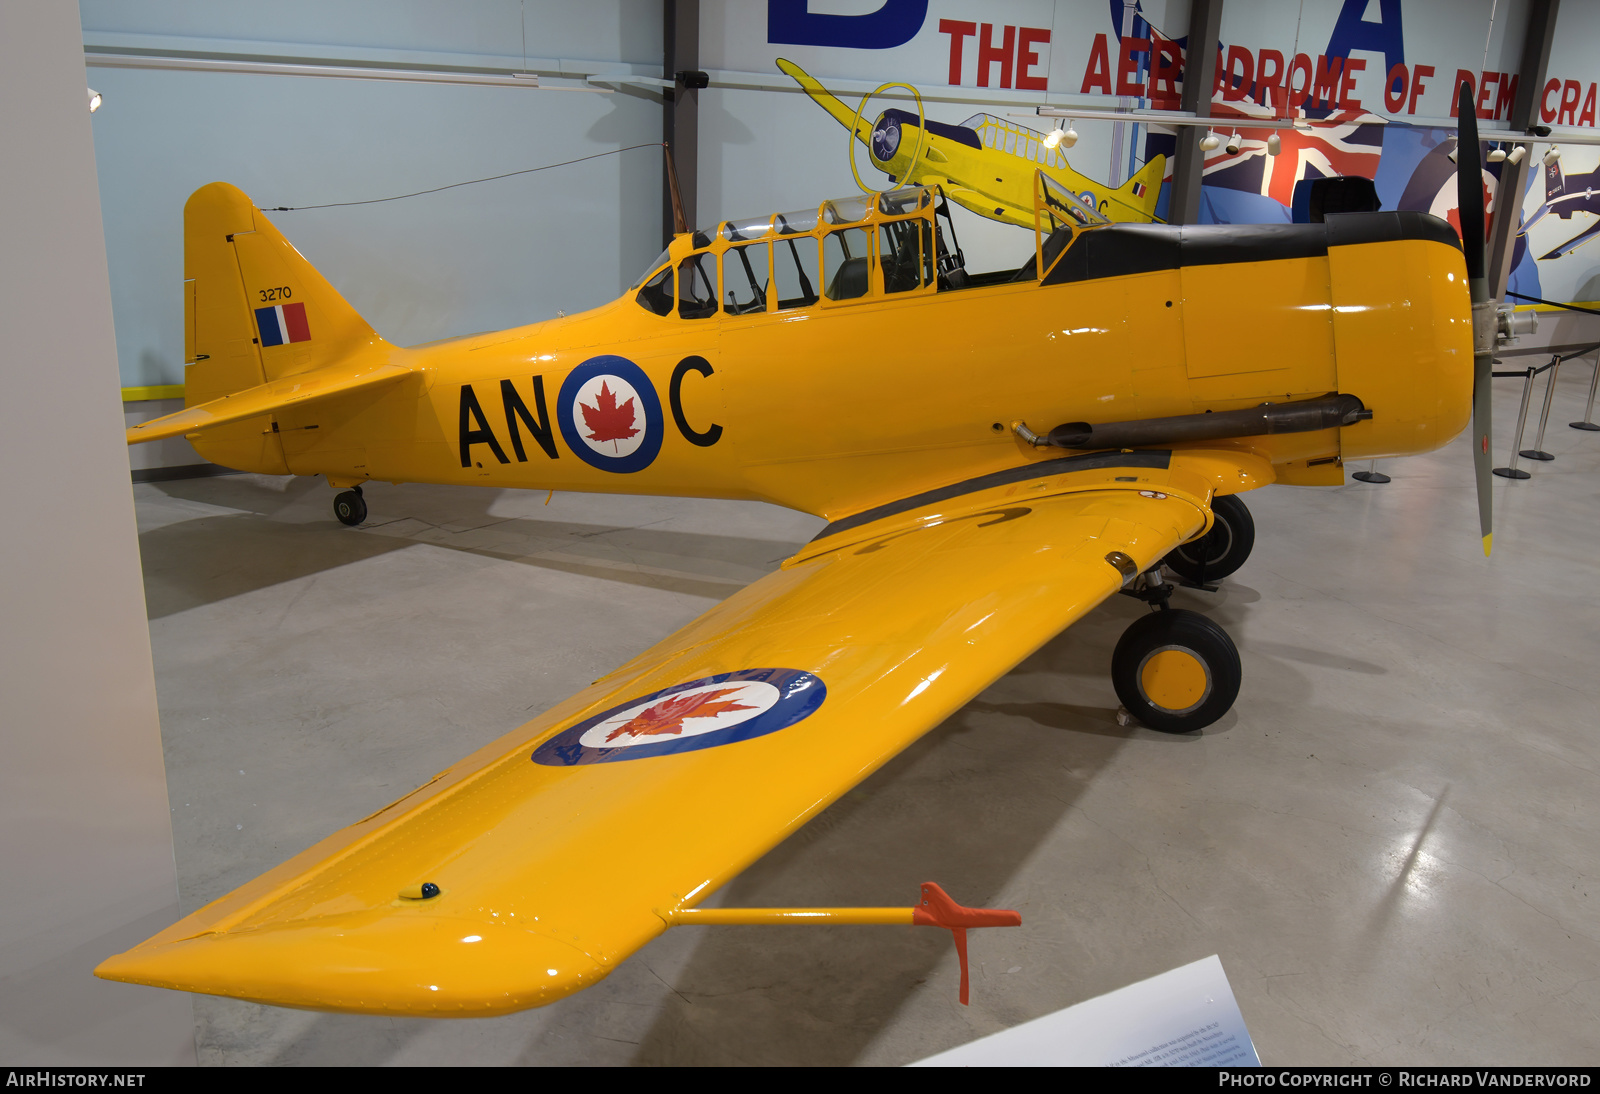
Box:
911, 954, 1260, 1067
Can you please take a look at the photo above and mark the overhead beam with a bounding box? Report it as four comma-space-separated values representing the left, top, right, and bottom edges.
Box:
1168, 0, 1223, 225
1488, 0, 1559, 301
663, 0, 699, 245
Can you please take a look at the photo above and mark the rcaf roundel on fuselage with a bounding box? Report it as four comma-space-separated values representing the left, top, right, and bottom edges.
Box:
557, 355, 664, 473
532, 668, 827, 765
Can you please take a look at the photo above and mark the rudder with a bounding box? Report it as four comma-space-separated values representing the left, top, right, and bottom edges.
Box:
183, 182, 388, 472
1117, 154, 1166, 222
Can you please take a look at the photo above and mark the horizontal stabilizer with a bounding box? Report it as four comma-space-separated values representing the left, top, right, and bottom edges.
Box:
126, 359, 411, 445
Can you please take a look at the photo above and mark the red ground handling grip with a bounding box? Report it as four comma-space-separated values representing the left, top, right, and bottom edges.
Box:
910, 882, 1022, 1005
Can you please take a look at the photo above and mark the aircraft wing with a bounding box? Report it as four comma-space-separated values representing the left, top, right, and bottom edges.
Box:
97, 450, 1228, 1016
777, 57, 872, 144
1540, 219, 1600, 260
126, 356, 411, 445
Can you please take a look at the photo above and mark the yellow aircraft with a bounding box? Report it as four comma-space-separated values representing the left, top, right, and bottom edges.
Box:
99, 96, 1499, 1014
778, 57, 1165, 227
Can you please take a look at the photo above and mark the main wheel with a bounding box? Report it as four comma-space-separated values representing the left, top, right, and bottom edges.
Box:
1111, 609, 1241, 733
333, 489, 367, 526
1164, 494, 1255, 583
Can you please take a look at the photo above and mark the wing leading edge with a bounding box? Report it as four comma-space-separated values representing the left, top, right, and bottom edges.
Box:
97, 451, 1240, 1016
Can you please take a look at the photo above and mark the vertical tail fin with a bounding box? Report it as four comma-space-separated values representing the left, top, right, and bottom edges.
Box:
1544, 159, 1566, 208
186, 182, 387, 400
183, 182, 389, 472
1116, 154, 1167, 222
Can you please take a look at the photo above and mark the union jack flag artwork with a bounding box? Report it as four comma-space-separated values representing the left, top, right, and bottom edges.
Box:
1201, 106, 1386, 208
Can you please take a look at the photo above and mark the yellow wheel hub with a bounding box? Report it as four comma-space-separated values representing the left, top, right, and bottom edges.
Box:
1139, 647, 1210, 714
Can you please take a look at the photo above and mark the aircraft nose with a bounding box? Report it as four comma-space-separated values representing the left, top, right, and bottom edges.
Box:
871, 112, 902, 163
94, 910, 612, 1016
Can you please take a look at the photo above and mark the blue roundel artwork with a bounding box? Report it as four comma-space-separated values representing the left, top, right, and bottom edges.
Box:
532, 668, 827, 766
557, 355, 665, 473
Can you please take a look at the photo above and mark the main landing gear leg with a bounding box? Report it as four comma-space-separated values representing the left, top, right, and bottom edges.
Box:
1113, 565, 1242, 733
333, 485, 367, 527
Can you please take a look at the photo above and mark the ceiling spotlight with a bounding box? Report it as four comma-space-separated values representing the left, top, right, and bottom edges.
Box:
87, 88, 103, 113
1507, 144, 1527, 165
1488, 143, 1507, 163
1266, 132, 1281, 156
1544, 144, 1562, 166
1224, 131, 1242, 155
1043, 120, 1078, 150
1199, 129, 1220, 151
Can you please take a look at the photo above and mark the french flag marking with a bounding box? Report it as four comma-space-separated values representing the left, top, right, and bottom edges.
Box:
1131, 181, 1147, 198
255, 302, 311, 347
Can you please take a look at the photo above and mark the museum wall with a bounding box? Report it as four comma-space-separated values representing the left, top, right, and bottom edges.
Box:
697, 0, 1600, 303
81, 0, 664, 391
87, 0, 1600, 411
0, 0, 194, 1065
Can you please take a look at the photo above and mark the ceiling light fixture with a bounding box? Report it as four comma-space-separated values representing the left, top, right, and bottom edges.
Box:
1199, 129, 1220, 151
87, 87, 102, 113
1266, 132, 1281, 156
1507, 144, 1527, 165
1224, 131, 1242, 155
1544, 144, 1562, 166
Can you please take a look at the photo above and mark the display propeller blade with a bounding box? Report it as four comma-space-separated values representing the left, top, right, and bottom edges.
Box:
1458, 79, 1494, 557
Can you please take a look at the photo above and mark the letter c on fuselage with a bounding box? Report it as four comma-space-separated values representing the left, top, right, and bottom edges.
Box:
669, 356, 723, 447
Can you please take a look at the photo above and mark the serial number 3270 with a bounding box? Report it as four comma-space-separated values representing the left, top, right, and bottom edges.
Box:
258, 286, 292, 301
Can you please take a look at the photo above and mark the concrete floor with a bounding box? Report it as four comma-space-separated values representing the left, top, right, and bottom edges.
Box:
130, 368, 1600, 1066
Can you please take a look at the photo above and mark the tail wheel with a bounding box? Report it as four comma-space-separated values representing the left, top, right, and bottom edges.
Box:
1164, 494, 1255, 583
333, 489, 367, 527
1112, 609, 1241, 733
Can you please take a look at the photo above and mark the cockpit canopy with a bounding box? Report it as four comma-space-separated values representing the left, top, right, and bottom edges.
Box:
631, 186, 939, 319
630, 180, 1106, 320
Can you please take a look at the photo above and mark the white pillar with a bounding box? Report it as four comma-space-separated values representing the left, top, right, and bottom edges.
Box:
0, 0, 194, 1065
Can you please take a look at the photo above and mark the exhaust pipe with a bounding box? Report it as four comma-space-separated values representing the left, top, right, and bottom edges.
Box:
1020, 393, 1370, 450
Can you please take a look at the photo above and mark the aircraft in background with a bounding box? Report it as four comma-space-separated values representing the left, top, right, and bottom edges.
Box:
778, 58, 1165, 228
100, 93, 1500, 1016
1519, 158, 1600, 259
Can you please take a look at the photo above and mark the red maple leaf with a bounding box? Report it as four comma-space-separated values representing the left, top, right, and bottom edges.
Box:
580, 381, 639, 444
605, 687, 757, 742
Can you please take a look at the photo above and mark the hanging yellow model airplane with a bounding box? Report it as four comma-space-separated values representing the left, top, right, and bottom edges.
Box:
777, 57, 1165, 226
99, 91, 1502, 1015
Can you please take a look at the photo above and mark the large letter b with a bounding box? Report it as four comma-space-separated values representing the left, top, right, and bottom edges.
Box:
767, 0, 928, 49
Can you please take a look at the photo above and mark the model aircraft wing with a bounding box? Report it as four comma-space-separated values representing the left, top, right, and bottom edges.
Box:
1540, 219, 1600, 260
125, 356, 411, 445
777, 57, 872, 144
97, 450, 1234, 1016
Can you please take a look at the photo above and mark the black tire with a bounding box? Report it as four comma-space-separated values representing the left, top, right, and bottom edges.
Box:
1165, 494, 1255, 583
1111, 609, 1241, 733
333, 490, 367, 526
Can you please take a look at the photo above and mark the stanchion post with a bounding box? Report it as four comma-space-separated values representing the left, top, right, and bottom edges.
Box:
1519, 354, 1562, 461
1572, 351, 1600, 431
1494, 366, 1536, 479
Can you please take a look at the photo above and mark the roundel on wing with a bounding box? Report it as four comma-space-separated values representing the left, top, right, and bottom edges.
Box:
532, 668, 826, 766
557, 355, 665, 473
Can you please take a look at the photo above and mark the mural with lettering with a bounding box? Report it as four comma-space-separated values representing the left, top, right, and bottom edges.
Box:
695, 0, 1599, 302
